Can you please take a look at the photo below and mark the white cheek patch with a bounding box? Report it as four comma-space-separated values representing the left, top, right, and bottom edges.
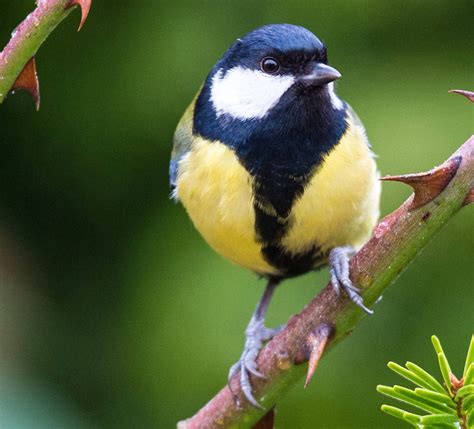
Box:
210, 67, 295, 120
328, 82, 344, 110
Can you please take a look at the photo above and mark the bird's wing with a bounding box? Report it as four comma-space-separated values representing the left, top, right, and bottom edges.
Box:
344, 102, 363, 126
169, 101, 195, 200
345, 103, 373, 149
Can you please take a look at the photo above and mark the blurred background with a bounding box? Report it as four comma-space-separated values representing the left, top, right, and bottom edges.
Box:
0, 1, 472, 428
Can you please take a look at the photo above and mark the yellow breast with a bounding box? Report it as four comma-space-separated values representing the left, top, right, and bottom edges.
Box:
281, 121, 381, 257
176, 136, 278, 275
176, 121, 380, 277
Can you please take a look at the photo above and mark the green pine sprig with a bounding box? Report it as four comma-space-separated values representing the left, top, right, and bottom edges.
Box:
377, 335, 474, 428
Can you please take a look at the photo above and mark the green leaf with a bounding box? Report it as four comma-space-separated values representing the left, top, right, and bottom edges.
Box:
402, 412, 421, 425
431, 336, 454, 397
381, 404, 420, 426
462, 394, 474, 413
388, 362, 438, 392
379, 336, 474, 428
419, 413, 459, 424
463, 335, 474, 378
377, 384, 453, 415
405, 362, 446, 394
437, 352, 453, 396
464, 362, 474, 385
393, 385, 454, 414
377, 385, 406, 402
431, 336, 445, 355
414, 388, 456, 409
377, 385, 424, 414
424, 423, 460, 427
455, 384, 474, 400
467, 408, 474, 428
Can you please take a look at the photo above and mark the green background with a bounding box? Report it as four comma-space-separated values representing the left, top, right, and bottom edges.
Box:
0, 1, 472, 428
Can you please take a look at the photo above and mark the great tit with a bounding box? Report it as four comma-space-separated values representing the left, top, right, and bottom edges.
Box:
170, 24, 381, 406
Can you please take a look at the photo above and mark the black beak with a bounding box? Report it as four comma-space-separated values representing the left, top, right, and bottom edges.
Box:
299, 62, 341, 86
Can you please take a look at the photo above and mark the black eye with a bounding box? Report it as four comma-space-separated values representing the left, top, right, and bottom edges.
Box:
260, 57, 280, 74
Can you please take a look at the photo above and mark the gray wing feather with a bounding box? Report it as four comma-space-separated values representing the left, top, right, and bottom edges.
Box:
169, 101, 195, 199
345, 103, 373, 149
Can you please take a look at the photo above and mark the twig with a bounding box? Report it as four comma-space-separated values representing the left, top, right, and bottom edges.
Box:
0, 0, 91, 109
178, 126, 473, 426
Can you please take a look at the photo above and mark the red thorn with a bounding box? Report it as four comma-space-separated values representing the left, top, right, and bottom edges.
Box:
304, 323, 334, 388
66, 0, 92, 31
449, 89, 474, 103
381, 156, 462, 210
252, 408, 275, 429
11, 57, 40, 110
464, 188, 474, 206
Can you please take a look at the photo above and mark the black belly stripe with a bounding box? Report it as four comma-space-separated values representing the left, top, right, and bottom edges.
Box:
262, 243, 327, 278
253, 179, 327, 278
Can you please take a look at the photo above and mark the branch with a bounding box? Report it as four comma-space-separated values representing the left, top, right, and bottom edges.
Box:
0, 0, 91, 110
179, 96, 473, 428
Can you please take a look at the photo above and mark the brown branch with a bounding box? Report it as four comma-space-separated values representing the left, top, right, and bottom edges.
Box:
178, 106, 473, 428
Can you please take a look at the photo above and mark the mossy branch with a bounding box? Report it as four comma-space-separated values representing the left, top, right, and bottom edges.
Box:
0, 0, 91, 109
179, 99, 473, 428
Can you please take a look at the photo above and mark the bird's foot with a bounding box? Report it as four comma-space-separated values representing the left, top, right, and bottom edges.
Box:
228, 317, 283, 408
329, 246, 373, 314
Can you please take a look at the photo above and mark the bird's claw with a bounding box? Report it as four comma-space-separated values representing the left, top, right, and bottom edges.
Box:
329, 246, 373, 315
228, 320, 282, 408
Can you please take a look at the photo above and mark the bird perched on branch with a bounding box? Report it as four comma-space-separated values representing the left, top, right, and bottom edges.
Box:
170, 24, 380, 406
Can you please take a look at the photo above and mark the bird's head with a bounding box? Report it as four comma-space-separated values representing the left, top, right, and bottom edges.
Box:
205, 24, 343, 122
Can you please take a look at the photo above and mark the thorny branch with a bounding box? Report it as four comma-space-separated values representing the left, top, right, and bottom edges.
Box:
178, 93, 473, 429
0, 0, 91, 110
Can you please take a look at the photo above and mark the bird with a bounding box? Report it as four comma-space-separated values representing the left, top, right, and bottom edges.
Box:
169, 23, 381, 407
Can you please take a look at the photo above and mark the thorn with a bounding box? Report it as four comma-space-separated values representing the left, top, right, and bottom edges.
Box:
66, 0, 92, 31
464, 188, 473, 206
381, 156, 462, 210
11, 57, 40, 110
449, 89, 474, 103
303, 323, 334, 388
252, 408, 275, 429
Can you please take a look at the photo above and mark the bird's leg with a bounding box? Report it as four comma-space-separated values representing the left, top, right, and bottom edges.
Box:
329, 246, 373, 314
228, 278, 282, 408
